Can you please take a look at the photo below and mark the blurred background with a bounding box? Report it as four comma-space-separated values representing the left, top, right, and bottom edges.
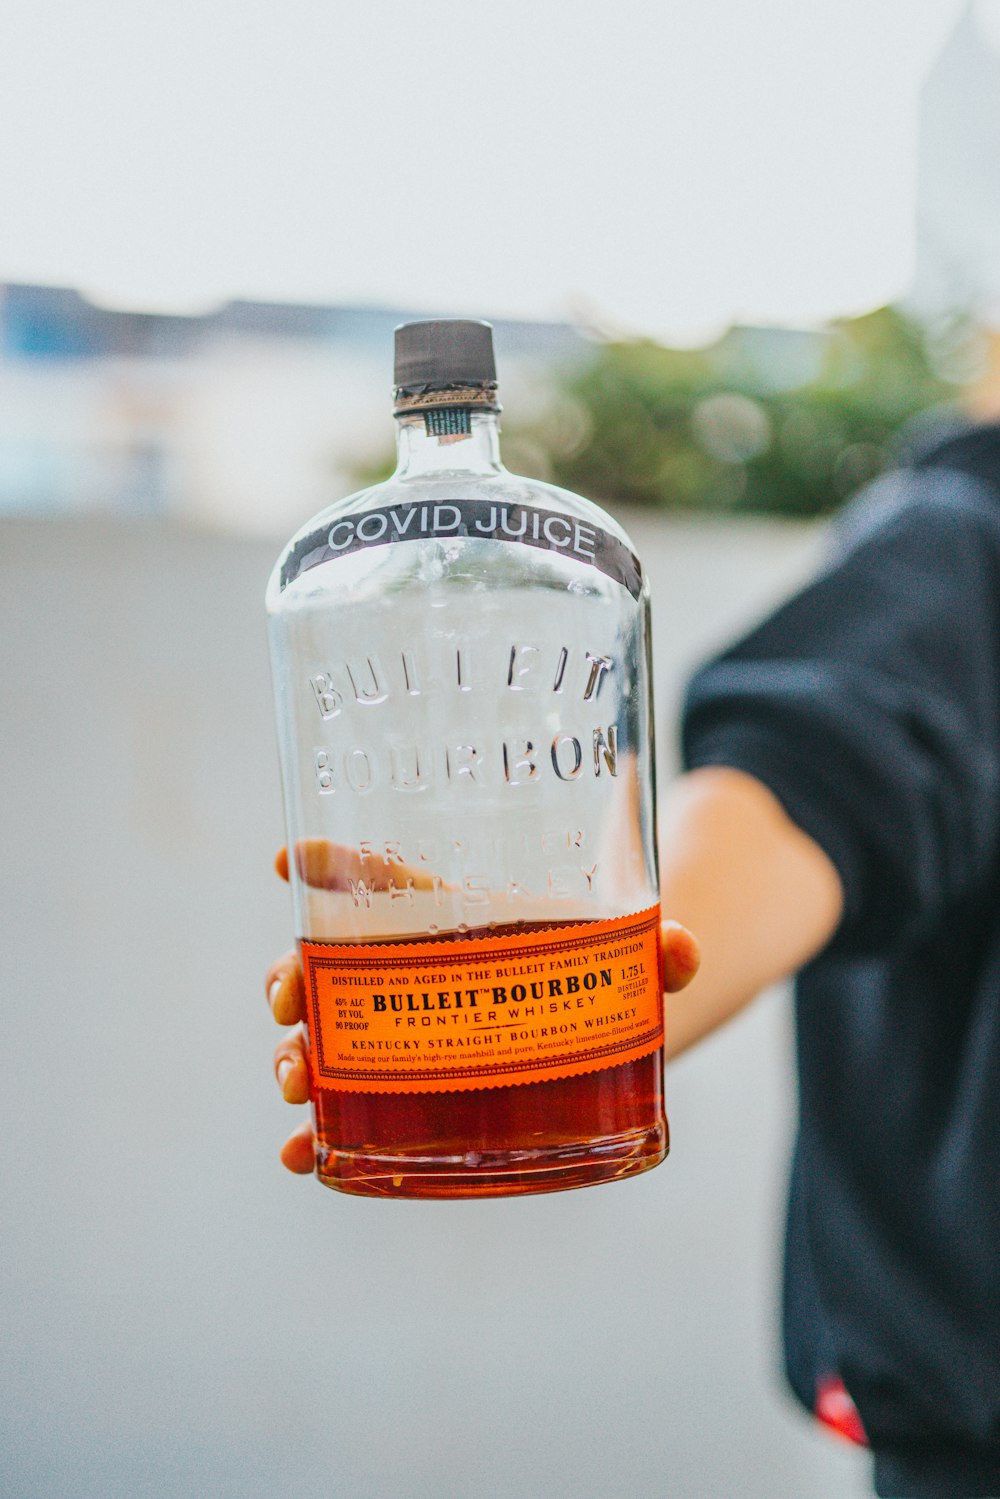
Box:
2, 2, 996, 1495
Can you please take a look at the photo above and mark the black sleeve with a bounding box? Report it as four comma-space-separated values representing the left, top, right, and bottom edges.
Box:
681, 468, 1000, 956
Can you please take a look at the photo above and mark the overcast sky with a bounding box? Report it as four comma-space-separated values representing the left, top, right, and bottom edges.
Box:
0, 0, 973, 339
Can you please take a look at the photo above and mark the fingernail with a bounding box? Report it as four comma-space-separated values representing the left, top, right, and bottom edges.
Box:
270, 975, 295, 1022
277, 1057, 294, 1094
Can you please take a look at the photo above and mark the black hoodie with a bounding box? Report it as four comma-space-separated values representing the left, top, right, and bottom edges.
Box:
683, 426, 1000, 1499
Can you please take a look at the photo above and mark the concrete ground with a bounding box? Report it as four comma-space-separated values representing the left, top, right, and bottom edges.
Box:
0, 511, 871, 1499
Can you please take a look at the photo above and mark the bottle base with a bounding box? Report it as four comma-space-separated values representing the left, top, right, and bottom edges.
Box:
314, 1122, 667, 1199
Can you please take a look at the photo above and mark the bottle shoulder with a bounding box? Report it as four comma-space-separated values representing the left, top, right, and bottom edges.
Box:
497, 473, 640, 555
267, 468, 645, 612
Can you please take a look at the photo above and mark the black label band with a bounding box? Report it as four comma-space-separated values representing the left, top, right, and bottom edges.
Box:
280, 497, 643, 600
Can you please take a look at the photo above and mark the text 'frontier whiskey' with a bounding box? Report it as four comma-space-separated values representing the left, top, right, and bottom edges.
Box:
266, 319, 666, 1198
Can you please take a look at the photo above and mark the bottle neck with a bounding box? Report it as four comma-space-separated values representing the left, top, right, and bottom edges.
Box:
393, 409, 503, 478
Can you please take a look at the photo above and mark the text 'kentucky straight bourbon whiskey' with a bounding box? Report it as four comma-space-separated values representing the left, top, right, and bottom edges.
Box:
266, 319, 666, 1197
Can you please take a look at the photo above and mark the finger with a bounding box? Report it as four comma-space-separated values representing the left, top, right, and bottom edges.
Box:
274, 1029, 310, 1104
265, 951, 306, 1026
662, 921, 701, 993
294, 837, 353, 890
280, 1120, 316, 1175
288, 837, 439, 894
275, 846, 290, 882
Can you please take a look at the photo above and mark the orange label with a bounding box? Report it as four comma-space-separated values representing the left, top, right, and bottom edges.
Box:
300, 907, 663, 1094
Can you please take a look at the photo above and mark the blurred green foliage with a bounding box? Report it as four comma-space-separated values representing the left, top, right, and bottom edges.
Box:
354, 307, 967, 517
519, 307, 958, 519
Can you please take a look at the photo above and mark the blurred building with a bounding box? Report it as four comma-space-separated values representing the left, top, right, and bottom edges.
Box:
0, 284, 586, 533
914, 0, 1000, 324
10, 0, 992, 546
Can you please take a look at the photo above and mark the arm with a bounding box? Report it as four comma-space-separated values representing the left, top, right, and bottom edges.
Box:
659, 766, 843, 1059
668, 467, 1000, 1056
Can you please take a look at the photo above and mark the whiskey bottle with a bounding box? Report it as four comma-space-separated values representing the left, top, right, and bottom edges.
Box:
266, 319, 666, 1197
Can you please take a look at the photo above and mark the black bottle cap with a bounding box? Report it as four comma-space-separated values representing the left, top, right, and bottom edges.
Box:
393, 319, 497, 395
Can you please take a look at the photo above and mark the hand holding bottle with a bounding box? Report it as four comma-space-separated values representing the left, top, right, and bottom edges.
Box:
266, 842, 702, 1176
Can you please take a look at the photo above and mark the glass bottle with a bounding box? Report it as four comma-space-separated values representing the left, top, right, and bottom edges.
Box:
266, 319, 665, 1197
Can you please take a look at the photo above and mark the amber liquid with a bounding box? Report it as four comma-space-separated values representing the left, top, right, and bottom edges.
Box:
300, 922, 667, 1199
